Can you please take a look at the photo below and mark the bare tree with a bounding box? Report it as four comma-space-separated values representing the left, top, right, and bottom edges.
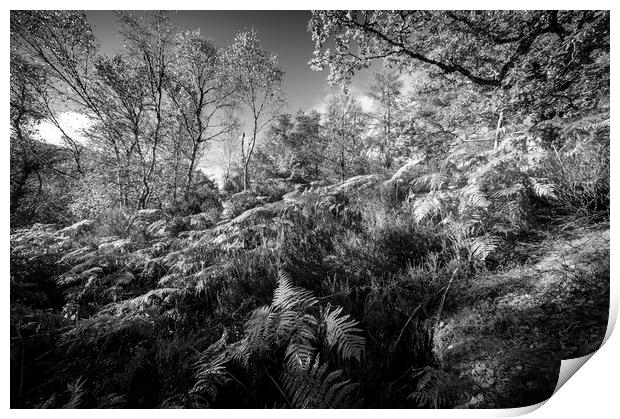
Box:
169, 30, 237, 200
222, 29, 286, 190
118, 11, 174, 209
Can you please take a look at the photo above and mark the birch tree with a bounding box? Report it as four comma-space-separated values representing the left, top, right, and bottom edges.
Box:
223, 29, 286, 190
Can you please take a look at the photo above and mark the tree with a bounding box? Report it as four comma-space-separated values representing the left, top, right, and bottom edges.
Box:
11, 11, 101, 177
118, 11, 175, 209
252, 110, 327, 187
368, 71, 404, 170
169, 30, 236, 201
93, 53, 150, 207
309, 11, 610, 124
323, 93, 370, 181
222, 29, 286, 190
253, 113, 296, 181
288, 110, 325, 181
219, 123, 243, 192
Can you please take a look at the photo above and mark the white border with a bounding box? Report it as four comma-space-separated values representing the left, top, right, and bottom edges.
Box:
3, 2, 618, 417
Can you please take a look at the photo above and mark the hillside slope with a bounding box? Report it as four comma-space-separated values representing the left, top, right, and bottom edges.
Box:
10, 166, 610, 408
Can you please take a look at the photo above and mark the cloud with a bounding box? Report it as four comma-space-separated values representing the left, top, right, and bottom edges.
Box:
198, 143, 227, 186
309, 86, 377, 116
35, 111, 93, 146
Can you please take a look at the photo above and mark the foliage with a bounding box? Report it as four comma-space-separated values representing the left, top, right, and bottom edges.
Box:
9, 9, 609, 410
309, 11, 609, 121
192, 271, 363, 407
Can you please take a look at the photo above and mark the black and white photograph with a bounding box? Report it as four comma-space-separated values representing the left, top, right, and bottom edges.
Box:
8, 7, 611, 409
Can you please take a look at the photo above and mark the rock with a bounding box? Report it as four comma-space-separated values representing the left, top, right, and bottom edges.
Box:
59, 220, 95, 238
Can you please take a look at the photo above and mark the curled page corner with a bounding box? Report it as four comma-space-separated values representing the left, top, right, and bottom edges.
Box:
553, 353, 595, 395
497, 352, 598, 417
503, 302, 616, 417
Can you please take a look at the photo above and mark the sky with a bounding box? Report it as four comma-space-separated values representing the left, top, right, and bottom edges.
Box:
37, 10, 386, 183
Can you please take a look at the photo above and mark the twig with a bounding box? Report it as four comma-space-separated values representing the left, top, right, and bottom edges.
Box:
435, 268, 459, 328
265, 369, 291, 407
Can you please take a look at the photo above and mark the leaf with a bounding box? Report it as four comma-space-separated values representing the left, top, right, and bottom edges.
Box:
322, 305, 365, 362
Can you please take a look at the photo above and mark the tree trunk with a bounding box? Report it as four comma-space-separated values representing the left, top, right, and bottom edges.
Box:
243, 161, 251, 191
494, 110, 504, 150
184, 142, 200, 201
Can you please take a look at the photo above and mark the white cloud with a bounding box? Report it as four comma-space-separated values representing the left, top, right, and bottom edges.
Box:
309, 87, 377, 116
35, 111, 93, 146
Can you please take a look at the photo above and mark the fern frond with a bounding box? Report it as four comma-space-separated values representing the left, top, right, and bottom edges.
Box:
272, 271, 318, 310
412, 172, 448, 192
492, 183, 524, 199
529, 177, 557, 200
64, 377, 86, 408
284, 339, 316, 370
322, 305, 365, 362
412, 193, 443, 223
192, 329, 233, 404
409, 367, 466, 408
281, 355, 358, 408
460, 185, 490, 211
467, 235, 500, 262
240, 306, 280, 362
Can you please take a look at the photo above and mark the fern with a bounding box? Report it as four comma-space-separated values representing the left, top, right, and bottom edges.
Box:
467, 235, 500, 262
529, 177, 557, 200
322, 305, 365, 362
492, 183, 524, 199
281, 355, 358, 408
64, 377, 86, 408
409, 367, 467, 408
272, 271, 317, 310
192, 330, 233, 405
412, 193, 444, 223
191, 271, 365, 407
460, 185, 490, 211
412, 172, 448, 192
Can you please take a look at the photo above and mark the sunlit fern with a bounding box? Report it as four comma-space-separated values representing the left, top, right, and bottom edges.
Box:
321, 305, 365, 362
281, 354, 359, 408
412, 172, 448, 192
529, 177, 557, 200
466, 235, 500, 263
191, 270, 365, 407
412, 192, 446, 223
